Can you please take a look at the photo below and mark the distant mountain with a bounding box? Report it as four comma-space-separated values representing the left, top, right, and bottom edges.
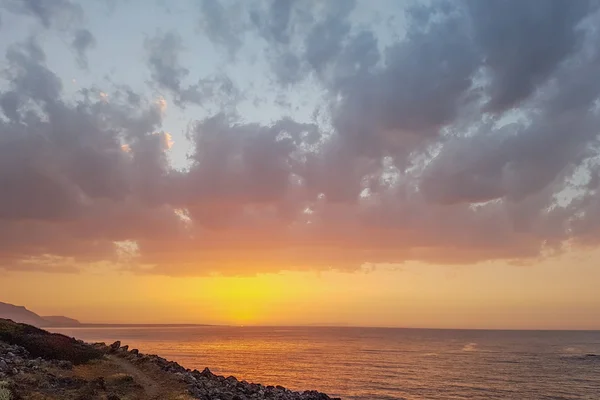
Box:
0, 301, 48, 326
0, 301, 80, 327
41, 316, 81, 327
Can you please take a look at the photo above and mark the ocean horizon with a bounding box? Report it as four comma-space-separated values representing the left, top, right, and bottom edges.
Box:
50, 325, 600, 399
51, 323, 600, 333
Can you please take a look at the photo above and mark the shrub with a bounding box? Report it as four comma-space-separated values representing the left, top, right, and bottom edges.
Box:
0, 319, 102, 365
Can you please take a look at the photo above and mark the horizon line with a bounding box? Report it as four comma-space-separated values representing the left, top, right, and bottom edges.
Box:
48, 322, 600, 332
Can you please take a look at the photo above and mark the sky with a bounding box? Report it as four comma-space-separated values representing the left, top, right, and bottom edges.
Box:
1, 0, 600, 329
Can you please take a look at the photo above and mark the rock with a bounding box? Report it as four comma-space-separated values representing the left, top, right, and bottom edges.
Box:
58, 360, 73, 370
92, 342, 108, 352
94, 377, 107, 390
137, 355, 149, 363
109, 341, 121, 352
1, 330, 338, 400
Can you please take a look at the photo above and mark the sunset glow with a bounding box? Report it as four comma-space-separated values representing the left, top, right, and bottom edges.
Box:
2, 248, 600, 329
1, 0, 600, 331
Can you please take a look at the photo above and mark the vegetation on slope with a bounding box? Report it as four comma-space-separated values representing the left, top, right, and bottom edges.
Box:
0, 319, 101, 364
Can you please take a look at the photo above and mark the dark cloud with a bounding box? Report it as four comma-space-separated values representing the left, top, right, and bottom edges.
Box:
304, 15, 352, 75
467, 0, 594, 112
420, 10, 600, 205
3, 1, 600, 275
71, 28, 95, 69
250, 0, 294, 44
0, 38, 183, 271
0, 91, 20, 122
145, 31, 189, 95
332, 10, 478, 164
181, 115, 318, 209
198, 0, 245, 56
145, 31, 240, 107
5, 38, 62, 103
2, 0, 83, 29
3, 0, 98, 68
240, 0, 360, 86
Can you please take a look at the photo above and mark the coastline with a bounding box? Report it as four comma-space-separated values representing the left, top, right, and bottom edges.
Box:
0, 318, 340, 400
97, 340, 340, 400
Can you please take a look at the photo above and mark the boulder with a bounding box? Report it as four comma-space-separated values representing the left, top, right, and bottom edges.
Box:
58, 360, 73, 370
109, 341, 121, 352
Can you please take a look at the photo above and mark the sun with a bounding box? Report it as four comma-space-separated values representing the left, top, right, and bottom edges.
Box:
228, 306, 258, 325
204, 276, 279, 325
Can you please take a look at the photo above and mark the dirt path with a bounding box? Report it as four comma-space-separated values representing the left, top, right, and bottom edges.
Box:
107, 355, 163, 399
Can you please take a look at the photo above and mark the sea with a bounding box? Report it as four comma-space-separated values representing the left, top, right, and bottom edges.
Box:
49, 326, 600, 400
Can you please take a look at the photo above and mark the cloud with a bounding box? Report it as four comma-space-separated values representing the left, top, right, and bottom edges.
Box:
420, 5, 600, 205
3, 0, 98, 69
2, 0, 83, 29
145, 31, 189, 96
0, 38, 183, 271
3, 1, 600, 276
198, 0, 246, 56
71, 28, 96, 68
248, 0, 359, 86
330, 7, 478, 167
145, 31, 240, 107
466, 0, 594, 112
251, 0, 294, 44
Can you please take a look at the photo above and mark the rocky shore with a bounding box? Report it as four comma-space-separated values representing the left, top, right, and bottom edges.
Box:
0, 318, 340, 400
99, 340, 338, 400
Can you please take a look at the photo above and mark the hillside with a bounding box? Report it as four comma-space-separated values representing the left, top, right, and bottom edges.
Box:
0, 302, 48, 327
0, 302, 80, 327
0, 318, 190, 399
